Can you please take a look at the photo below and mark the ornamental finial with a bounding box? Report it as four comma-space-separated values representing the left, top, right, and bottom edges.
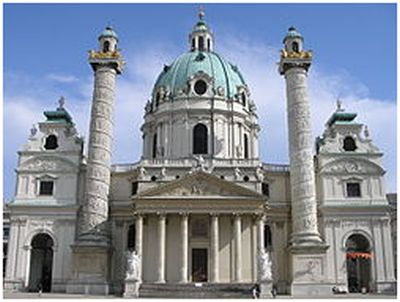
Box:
336, 98, 344, 112
58, 96, 65, 109
30, 124, 37, 137
198, 5, 205, 21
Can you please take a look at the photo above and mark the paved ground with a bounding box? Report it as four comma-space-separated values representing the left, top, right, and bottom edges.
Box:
3, 291, 397, 299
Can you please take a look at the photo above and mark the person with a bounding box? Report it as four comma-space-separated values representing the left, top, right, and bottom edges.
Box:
271, 284, 277, 298
251, 284, 260, 299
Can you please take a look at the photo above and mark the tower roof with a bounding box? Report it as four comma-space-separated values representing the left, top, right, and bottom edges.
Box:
98, 26, 118, 41
43, 97, 73, 124
283, 26, 303, 43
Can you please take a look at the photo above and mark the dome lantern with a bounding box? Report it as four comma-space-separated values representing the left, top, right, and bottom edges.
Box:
98, 26, 118, 53
189, 6, 214, 52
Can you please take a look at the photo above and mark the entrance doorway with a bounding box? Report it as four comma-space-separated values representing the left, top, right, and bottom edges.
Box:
192, 248, 208, 282
28, 234, 54, 292
345, 234, 372, 293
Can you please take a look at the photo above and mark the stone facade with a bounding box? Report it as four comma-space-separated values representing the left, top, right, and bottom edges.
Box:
4, 12, 396, 297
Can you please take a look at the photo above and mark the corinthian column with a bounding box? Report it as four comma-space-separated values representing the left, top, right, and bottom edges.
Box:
156, 214, 166, 283
234, 214, 242, 282
210, 214, 219, 283
180, 213, 188, 283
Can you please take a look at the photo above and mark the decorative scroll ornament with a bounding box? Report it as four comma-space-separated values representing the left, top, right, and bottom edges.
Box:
89, 50, 121, 60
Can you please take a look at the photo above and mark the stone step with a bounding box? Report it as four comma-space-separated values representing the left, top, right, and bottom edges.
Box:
139, 283, 255, 298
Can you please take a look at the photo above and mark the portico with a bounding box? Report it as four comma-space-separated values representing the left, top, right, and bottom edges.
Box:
132, 171, 266, 283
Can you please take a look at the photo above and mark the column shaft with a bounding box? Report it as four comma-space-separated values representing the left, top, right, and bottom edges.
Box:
234, 215, 242, 282
180, 214, 188, 283
284, 67, 323, 246
210, 214, 219, 282
135, 215, 143, 256
257, 216, 265, 253
79, 66, 117, 239
157, 214, 166, 283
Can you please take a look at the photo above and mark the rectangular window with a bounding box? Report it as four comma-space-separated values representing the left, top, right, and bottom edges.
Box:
131, 182, 138, 196
346, 182, 361, 198
39, 181, 54, 196
262, 183, 270, 197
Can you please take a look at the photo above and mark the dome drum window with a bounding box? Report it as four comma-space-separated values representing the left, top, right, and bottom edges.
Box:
194, 80, 208, 96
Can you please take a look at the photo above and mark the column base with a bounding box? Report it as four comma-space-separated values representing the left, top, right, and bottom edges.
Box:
66, 243, 112, 295
375, 281, 397, 294
288, 243, 330, 297
259, 280, 273, 298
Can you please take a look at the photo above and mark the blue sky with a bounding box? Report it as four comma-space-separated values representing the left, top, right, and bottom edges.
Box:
3, 3, 397, 200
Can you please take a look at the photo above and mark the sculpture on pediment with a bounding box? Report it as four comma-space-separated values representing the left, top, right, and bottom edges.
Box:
30, 124, 38, 138
235, 167, 242, 180
256, 165, 264, 182
192, 154, 207, 172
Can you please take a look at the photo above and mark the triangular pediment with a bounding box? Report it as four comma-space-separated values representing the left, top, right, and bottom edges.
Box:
138, 171, 264, 199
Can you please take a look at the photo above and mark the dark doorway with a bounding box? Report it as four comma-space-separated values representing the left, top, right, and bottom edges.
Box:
192, 248, 207, 282
346, 234, 372, 293
28, 234, 54, 292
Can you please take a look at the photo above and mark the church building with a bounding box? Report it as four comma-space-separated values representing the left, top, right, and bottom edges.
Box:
4, 9, 396, 297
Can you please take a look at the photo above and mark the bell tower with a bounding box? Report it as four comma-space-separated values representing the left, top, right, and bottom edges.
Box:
279, 27, 329, 295
68, 26, 124, 295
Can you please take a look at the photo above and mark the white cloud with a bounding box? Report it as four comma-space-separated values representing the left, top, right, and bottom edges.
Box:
4, 32, 396, 201
46, 73, 79, 83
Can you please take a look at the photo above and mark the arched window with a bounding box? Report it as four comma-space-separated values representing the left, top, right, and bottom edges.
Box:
343, 136, 357, 151
155, 92, 160, 108
244, 134, 249, 159
292, 41, 299, 52
207, 39, 211, 51
44, 135, 58, 150
103, 41, 110, 52
241, 92, 247, 106
131, 182, 138, 196
127, 224, 136, 251
193, 124, 208, 154
192, 38, 195, 51
29, 234, 54, 292
152, 133, 157, 159
198, 36, 204, 51
264, 225, 272, 250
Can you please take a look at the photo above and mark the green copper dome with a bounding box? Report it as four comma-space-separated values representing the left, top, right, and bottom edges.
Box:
98, 26, 118, 41
154, 51, 247, 99
283, 26, 303, 43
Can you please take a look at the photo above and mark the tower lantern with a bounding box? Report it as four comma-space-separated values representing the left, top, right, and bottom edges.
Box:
189, 6, 214, 52
98, 26, 118, 53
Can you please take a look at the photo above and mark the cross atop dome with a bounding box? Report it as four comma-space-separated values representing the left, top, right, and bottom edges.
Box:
189, 6, 214, 52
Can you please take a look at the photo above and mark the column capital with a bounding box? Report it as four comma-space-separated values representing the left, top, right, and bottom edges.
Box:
179, 212, 189, 217
210, 212, 219, 217
156, 212, 166, 218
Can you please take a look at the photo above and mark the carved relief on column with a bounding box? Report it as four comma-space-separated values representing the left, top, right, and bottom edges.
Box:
79, 66, 118, 240
284, 67, 323, 246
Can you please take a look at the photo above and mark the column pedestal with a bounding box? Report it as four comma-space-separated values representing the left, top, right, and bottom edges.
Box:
66, 245, 112, 295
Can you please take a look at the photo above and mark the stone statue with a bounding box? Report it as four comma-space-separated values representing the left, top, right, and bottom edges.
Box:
256, 165, 264, 182
138, 166, 147, 179
160, 167, 167, 178
236, 145, 243, 158
58, 96, 65, 109
125, 250, 141, 280
30, 124, 38, 138
364, 125, 370, 138
258, 250, 272, 281
234, 167, 242, 180
193, 154, 206, 171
